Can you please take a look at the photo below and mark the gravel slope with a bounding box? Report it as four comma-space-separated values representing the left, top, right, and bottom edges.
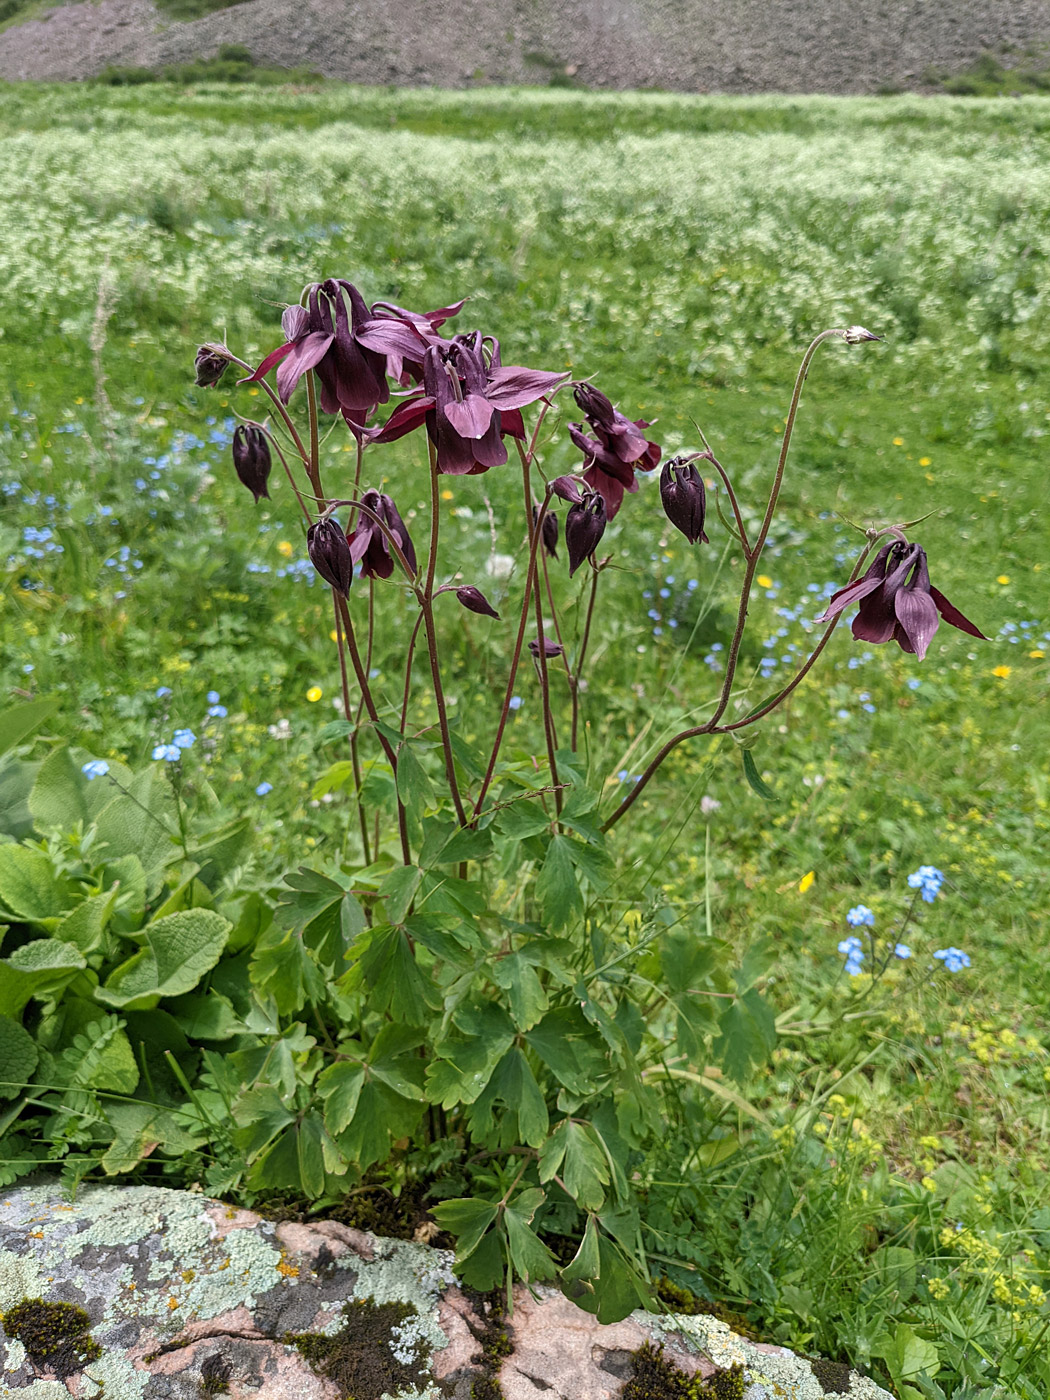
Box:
3, 0, 1050, 90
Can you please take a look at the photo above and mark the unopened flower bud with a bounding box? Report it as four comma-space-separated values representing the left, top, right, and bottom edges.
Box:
842, 325, 882, 345
565, 490, 607, 577
660, 457, 709, 545
456, 585, 500, 619
195, 343, 233, 388
533, 504, 559, 558
550, 475, 584, 505
307, 516, 354, 597
231, 425, 272, 503
572, 381, 615, 428
528, 636, 564, 660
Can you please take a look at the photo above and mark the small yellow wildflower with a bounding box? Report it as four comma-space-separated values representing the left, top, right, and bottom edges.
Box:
441, 489, 454, 501
927, 1277, 950, 1300
1029, 650, 1045, 659
921, 1176, 937, 1193
919, 456, 931, 467
798, 870, 815, 893
996, 574, 1010, 585
992, 665, 1012, 679
756, 574, 773, 589
919, 1135, 941, 1150
892, 436, 904, 446
306, 686, 323, 703
330, 630, 339, 643
277, 540, 294, 558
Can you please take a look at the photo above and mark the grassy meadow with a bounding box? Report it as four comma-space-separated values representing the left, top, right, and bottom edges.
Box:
1, 83, 1050, 1395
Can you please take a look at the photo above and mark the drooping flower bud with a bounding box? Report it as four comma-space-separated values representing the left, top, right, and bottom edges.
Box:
565, 490, 607, 577
533, 504, 559, 558
195, 343, 233, 388
550, 475, 584, 505
456, 585, 501, 619
842, 325, 882, 345
528, 636, 564, 660
307, 516, 354, 597
350, 489, 417, 579
572, 381, 616, 429
231, 425, 272, 503
660, 457, 709, 545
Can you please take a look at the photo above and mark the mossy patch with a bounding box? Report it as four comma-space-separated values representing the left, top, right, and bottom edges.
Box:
624, 1341, 746, 1400
810, 1356, 853, 1394
199, 1351, 232, 1396
1, 1297, 102, 1378
284, 1296, 430, 1400
656, 1279, 761, 1343
463, 1289, 511, 1400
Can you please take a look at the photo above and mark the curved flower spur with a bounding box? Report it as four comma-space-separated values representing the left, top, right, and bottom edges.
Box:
819, 539, 987, 660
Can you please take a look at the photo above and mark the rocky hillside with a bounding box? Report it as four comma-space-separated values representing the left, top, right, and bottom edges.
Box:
3, 0, 1050, 90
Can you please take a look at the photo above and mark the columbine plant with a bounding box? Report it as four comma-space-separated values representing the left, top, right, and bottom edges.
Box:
192, 291, 988, 1316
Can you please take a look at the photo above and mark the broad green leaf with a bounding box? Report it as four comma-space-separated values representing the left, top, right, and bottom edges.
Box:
333, 1077, 423, 1172
504, 1188, 558, 1284
100, 1099, 202, 1174
539, 1120, 610, 1211
190, 818, 251, 886
426, 1035, 509, 1109
526, 1009, 603, 1095
94, 767, 179, 871
55, 890, 117, 955
97, 908, 231, 1009
491, 953, 548, 1031
0, 939, 86, 1017
380, 864, 422, 925
494, 801, 551, 841
249, 926, 327, 1015
562, 1213, 601, 1288
0, 756, 38, 840
275, 866, 362, 969
0, 1014, 38, 1099
29, 747, 88, 830
536, 836, 582, 930
871, 1324, 940, 1382
571, 1235, 652, 1324
396, 742, 436, 812
59, 1013, 139, 1094
715, 987, 777, 1082
312, 761, 356, 798
0, 698, 59, 758
430, 1197, 499, 1261
458, 1227, 505, 1293
564, 836, 613, 888
104, 855, 147, 930
232, 1084, 296, 1161
469, 1048, 549, 1149
367, 1023, 425, 1100
316, 720, 353, 746
434, 826, 493, 866
0, 844, 69, 921
345, 924, 432, 1024
317, 1061, 366, 1135
165, 991, 240, 1040
297, 1112, 327, 1197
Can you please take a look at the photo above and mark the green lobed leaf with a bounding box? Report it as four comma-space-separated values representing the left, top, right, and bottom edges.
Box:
430, 1197, 499, 1261
714, 987, 777, 1082
536, 836, 583, 930
249, 925, 327, 1015
539, 1120, 610, 1211
380, 864, 422, 924
491, 952, 549, 1031
396, 742, 437, 813
504, 1187, 559, 1284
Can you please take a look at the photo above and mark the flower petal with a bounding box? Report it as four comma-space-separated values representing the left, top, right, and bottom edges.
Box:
444, 392, 495, 439
367, 395, 433, 444
484, 365, 569, 410
275, 331, 334, 403
929, 587, 988, 640
242, 340, 295, 384
894, 586, 940, 660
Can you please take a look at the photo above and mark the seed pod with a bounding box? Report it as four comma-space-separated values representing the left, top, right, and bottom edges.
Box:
659, 457, 709, 545
565, 490, 607, 577
307, 516, 354, 597
456, 585, 500, 619
231, 425, 272, 503
195, 343, 232, 388
533, 504, 559, 558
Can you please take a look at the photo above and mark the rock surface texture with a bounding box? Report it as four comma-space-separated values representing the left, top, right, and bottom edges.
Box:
0, 1181, 893, 1400
2, 0, 1050, 89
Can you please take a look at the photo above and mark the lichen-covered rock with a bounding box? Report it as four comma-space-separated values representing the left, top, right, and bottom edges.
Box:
0, 1182, 894, 1400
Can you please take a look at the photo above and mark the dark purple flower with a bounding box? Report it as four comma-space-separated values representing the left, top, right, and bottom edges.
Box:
231, 425, 271, 503
455, 585, 500, 619
528, 637, 564, 660
660, 457, 709, 545
358, 298, 465, 385
367, 333, 567, 475
349, 489, 417, 580
569, 381, 661, 519
534, 504, 559, 558
307, 516, 354, 597
244, 280, 389, 415
565, 489, 607, 577
819, 541, 987, 661
195, 343, 232, 388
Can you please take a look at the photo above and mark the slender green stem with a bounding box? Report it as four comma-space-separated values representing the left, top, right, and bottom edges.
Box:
570, 561, 600, 751
420, 438, 467, 825
400, 612, 425, 736
473, 487, 554, 821
334, 592, 371, 867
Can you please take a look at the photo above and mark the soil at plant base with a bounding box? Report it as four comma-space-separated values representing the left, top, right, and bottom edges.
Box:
4, 0, 1050, 91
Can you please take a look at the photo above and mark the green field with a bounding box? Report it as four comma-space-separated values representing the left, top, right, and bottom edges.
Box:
1, 83, 1049, 1397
